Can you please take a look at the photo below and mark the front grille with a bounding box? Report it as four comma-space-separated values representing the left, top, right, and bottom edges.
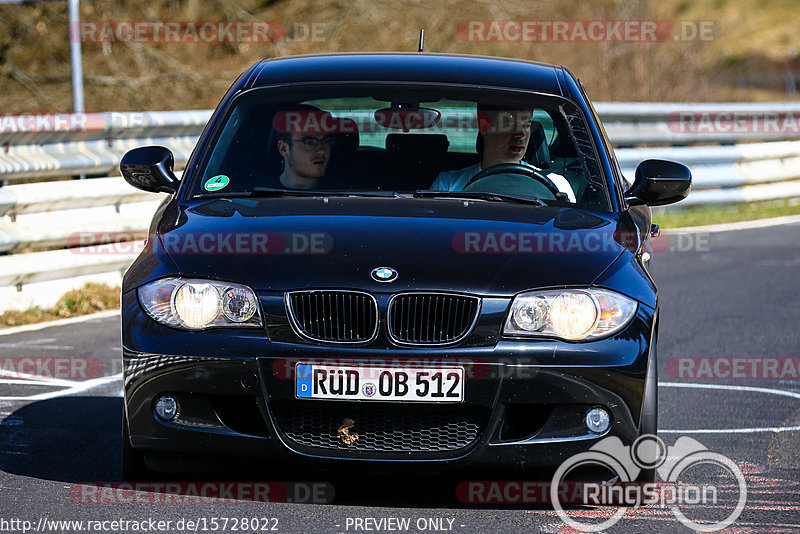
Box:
271, 401, 487, 454
287, 290, 377, 343
388, 293, 480, 344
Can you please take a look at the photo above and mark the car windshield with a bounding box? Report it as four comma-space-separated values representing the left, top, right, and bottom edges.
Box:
191, 84, 610, 209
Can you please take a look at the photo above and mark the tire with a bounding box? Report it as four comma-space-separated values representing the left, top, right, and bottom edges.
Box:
636, 323, 659, 486
121, 411, 150, 481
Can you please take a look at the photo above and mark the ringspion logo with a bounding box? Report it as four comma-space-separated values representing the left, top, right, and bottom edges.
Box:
551, 435, 746, 532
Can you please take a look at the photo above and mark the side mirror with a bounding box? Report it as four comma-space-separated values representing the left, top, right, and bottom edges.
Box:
624, 159, 691, 206
120, 146, 179, 193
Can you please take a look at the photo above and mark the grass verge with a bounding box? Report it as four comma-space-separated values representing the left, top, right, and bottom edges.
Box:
0, 283, 120, 328
654, 199, 800, 229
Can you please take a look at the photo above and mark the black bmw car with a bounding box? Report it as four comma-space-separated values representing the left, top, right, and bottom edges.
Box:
119, 53, 690, 480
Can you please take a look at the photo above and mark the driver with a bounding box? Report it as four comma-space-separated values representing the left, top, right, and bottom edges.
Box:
430, 106, 575, 201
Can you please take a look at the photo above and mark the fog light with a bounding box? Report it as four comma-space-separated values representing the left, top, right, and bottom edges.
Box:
585, 407, 610, 434
154, 395, 178, 421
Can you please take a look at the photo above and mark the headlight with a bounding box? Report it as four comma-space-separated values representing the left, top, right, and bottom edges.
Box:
503, 288, 637, 340
138, 277, 261, 330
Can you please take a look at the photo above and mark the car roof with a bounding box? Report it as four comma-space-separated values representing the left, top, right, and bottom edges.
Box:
247, 53, 569, 96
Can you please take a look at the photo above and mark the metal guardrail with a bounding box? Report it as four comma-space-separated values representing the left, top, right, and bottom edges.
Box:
595, 102, 800, 145
1, 103, 799, 313
0, 111, 209, 182
615, 140, 800, 205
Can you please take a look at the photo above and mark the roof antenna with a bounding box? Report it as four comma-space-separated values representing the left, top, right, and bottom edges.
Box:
418, 29, 424, 53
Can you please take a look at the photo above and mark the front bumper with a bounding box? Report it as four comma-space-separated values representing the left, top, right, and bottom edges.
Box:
122, 290, 655, 474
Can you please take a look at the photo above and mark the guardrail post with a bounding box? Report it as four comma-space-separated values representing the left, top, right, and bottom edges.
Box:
67, 0, 84, 115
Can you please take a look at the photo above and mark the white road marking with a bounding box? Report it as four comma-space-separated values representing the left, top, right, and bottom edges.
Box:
0, 372, 122, 401
0, 379, 70, 387
759, 256, 800, 267
660, 426, 800, 434
0, 343, 74, 350
660, 381, 800, 434
4, 338, 54, 344
0, 310, 119, 337
665, 213, 800, 234
0, 369, 82, 387
0, 337, 73, 350
660, 381, 800, 400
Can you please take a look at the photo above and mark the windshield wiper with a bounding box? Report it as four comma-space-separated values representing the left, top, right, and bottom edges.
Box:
413, 190, 545, 206
195, 187, 323, 199
195, 187, 402, 199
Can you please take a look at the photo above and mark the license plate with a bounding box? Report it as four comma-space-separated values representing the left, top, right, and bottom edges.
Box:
295, 363, 464, 402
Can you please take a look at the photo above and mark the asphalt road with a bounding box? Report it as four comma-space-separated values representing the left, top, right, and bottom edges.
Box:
1, 219, 799, 533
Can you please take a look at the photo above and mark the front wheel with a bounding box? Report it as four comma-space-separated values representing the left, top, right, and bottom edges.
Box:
635, 330, 659, 486
121, 411, 150, 481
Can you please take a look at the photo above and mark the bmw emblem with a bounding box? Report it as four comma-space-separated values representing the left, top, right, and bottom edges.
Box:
370, 266, 398, 283
362, 383, 376, 397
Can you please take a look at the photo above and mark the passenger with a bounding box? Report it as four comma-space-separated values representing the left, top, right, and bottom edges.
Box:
274, 105, 335, 189
430, 106, 575, 201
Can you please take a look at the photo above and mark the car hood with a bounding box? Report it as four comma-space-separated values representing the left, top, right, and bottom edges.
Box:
158, 197, 633, 295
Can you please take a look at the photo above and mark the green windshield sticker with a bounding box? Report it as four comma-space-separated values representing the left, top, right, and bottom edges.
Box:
204, 175, 230, 191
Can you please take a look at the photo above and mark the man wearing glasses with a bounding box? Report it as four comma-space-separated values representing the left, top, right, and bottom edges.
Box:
273, 105, 338, 189
276, 131, 333, 189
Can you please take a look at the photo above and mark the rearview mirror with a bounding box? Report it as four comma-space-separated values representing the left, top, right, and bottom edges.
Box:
625, 159, 691, 206
120, 146, 179, 193
374, 107, 441, 132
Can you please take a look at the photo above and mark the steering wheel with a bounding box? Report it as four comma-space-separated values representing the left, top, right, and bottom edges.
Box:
464, 163, 563, 199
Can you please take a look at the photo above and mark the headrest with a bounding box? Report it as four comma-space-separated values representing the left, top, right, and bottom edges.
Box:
524, 121, 550, 169
332, 118, 359, 155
